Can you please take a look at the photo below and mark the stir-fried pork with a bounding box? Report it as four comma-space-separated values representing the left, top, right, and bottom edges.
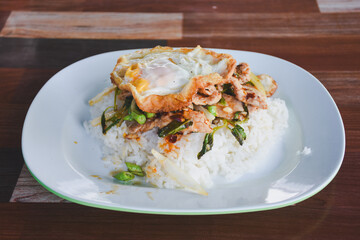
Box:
192, 85, 222, 105
214, 94, 246, 120
182, 109, 212, 134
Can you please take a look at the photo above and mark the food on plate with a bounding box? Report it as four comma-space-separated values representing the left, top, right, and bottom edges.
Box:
85, 46, 288, 195
110, 46, 236, 113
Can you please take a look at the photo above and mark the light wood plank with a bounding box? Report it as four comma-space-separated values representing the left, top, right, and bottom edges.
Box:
317, 0, 360, 12
10, 166, 67, 203
0, 11, 183, 39
184, 13, 360, 37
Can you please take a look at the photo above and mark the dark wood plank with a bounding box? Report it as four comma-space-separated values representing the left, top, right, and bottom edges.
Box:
0, 148, 23, 202
0, 38, 167, 68
183, 13, 360, 37
1, 37, 359, 71
0, 68, 59, 202
0, 68, 57, 209
338, 105, 360, 153
0, 186, 359, 240
311, 72, 360, 154
168, 36, 360, 71
0, 11, 10, 31
0, 68, 58, 104
0, 0, 320, 13
0, 103, 26, 199
312, 71, 360, 106
0, 12, 182, 39
0, 104, 28, 148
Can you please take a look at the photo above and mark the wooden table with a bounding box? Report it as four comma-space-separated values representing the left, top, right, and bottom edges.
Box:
1, 0, 359, 239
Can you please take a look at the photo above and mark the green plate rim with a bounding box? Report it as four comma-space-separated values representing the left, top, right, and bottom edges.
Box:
26, 163, 336, 215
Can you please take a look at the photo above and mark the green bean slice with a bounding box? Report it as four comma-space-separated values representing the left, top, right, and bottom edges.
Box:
158, 120, 193, 137
125, 162, 145, 177
113, 171, 134, 181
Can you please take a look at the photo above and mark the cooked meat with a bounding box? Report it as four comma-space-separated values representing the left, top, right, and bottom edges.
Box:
228, 63, 268, 106
182, 109, 212, 134
214, 94, 246, 120
224, 62, 268, 109
198, 85, 217, 96
234, 63, 251, 84
242, 84, 267, 109
192, 85, 222, 105
228, 76, 247, 102
247, 105, 260, 114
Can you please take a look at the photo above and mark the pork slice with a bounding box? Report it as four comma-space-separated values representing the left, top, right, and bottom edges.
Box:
214, 94, 246, 120
182, 109, 212, 134
234, 63, 251, 84
242, 84, 267, 109
225, 77, 267, 109
192, 85, 222, 105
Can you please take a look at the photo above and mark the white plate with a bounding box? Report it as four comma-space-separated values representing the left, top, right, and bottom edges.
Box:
22, 49, 345, 214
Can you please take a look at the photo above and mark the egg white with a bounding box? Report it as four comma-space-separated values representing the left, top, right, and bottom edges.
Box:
124, 48, 228, 97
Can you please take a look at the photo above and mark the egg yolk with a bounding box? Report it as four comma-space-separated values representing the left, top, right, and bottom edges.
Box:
125, 64, 149, 93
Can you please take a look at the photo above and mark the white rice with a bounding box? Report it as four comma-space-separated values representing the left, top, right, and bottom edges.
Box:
84, 91, 288, 190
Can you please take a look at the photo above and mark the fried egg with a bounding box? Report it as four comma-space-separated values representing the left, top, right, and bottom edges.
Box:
121, 47, 229, 97
111, 46, 236, 112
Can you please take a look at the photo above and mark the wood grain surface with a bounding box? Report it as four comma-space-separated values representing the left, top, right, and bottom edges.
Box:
0, 148, 23, 202
1, 11, 182, 39
0, 38, 166, 68
169, 36, 360, 71
183, 13, 360, 37
10, 166, 67, 203
0, 0, 359, 239
0, 192, 358, 239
